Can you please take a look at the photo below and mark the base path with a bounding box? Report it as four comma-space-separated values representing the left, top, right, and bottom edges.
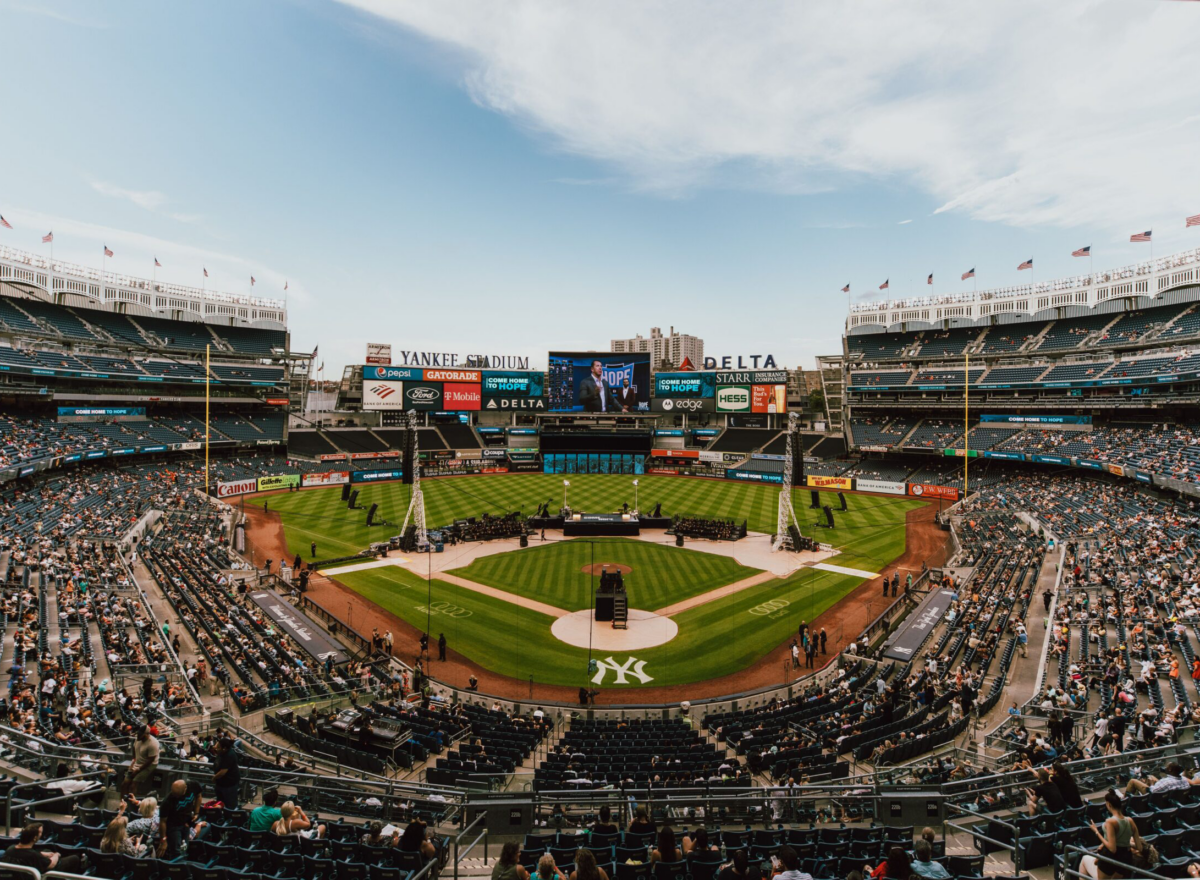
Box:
434, 572, 568, 619
654, 570, 778, 616
238, 497, 948, 704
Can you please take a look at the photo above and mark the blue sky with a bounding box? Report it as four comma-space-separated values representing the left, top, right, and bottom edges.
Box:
3, 0, 1200, 374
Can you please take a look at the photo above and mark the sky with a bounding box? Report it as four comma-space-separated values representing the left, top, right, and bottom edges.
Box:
2, 0, 1200, 375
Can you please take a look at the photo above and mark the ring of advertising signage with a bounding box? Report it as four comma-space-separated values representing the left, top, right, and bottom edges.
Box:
258, 474, 300, 491
483, 396, 547, 411
547, 352, 650, 413
403, 382, 444, 410
363, 365, 422, 381
806, 475, 852, 490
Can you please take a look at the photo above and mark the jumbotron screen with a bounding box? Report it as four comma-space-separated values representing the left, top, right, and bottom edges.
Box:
547, 352, 651, 413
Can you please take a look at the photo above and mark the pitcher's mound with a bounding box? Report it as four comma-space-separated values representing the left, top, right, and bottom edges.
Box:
582, 563, 633, 576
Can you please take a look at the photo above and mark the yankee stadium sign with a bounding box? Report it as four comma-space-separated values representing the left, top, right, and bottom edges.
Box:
394, 350, 530, 369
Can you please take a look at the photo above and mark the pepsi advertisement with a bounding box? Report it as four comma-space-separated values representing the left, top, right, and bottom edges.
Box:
547, 352, 650, 413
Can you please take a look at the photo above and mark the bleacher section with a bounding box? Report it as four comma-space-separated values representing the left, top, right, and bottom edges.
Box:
327, 429, 389, 453
708, 428, 775, 453
438, 423, 481, 449
850, 370, 911, 387
1036, 313, 1113, 351
915, 328, 978, 358
288, 430, 342, 458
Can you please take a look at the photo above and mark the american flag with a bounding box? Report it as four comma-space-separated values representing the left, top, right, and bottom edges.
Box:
1072, 246, 1090, 257
103, 245, 113, 258
841, 283, 850, 293
284, 281, 289, 291
879, 278, 889, 290
0, 215, 12, 230
1018, 258, 1033, 270
203, 267, 208, 278
962, 268, 975, 280
312, 345, 319, 358
154, 257, 161, 267
250, 276, 256, 286
42, 231, 53, 243
927, 273, 933, 285
1187, 214, 1200, 228
1130, 230, 1152, 242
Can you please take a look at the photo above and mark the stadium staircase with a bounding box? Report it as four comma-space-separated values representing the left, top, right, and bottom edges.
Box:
1084, 313, 1125, 349
893, 418, 924, 446
612, 593, 628, 629
1149, 302, 1198, 341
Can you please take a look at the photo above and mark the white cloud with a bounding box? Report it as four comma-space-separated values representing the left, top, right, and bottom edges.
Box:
897, 220, 913, 226
91, 181, 168, 212
5, 2, 107, 29
336, 0, 1200, 230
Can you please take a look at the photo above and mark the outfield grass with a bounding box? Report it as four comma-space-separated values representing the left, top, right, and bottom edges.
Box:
257, 476, 925, 689
446, 538, 761, 612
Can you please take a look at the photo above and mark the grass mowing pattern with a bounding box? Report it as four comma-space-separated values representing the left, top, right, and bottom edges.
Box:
260, 476, 925, 688
446, 538, 761, 612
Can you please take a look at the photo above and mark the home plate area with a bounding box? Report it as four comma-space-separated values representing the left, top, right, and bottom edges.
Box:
550, 608, 678, 651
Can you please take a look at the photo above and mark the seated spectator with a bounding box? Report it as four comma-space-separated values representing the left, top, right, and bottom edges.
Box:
870, 847, 910, 880
628, 805, 656, 836
591, 805, 618, 836
100, 815, 146, 857
1125, 761, 1190, 795
248, 788, 282, 831
362, 821, 399, 848
1027, 767, 1067, 814
719, 851, 763, 880
271, 801, 325, 839
570, 848, 609, 880
493, 842, 531, 880
2, 823, 82, 874
650, 826, 682, 863
910, 840, 950, 880
534, 854, 566, 880
399, 818, 438, 862
683, 827, 719, 856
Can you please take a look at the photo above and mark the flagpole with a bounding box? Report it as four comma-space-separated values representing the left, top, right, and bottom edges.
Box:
205, 344, 211, 496
964, 351, 969, 497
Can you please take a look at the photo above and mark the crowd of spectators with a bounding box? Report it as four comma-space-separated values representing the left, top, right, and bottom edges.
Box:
673, 517, 747, 541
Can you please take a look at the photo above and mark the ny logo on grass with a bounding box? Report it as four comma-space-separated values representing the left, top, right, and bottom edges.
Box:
591, 656, 653, 685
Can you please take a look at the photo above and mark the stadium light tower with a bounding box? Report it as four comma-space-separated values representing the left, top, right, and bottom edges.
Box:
563, 479, 571, 512
398, 410, 427, 548
773, 412, 802, 551
632, 479, 639, 514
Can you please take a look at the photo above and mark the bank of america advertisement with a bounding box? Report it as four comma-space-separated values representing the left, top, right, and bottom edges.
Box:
363, 380, 405, 410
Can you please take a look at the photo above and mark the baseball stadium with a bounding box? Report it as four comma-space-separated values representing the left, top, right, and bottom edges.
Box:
1, 4, 1199, 880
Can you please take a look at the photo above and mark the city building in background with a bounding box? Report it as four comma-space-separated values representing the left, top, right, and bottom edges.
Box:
611, 326, 703, 373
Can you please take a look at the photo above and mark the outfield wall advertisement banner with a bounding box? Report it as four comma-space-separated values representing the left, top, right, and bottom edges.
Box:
807, 475, 852, 490
699, 451, 742, 463
907, 483, 959, 501
855, 479, 906, 495
363, 365, 422, 381
980, 414, 1092, 425
217, 479, 257, 497
301, 471, 350, 487
651, 448, 700, 459
351, 469, 403, 483
363, 380, 404, 410
258, 474, 300, 491
726, 470, 784, 484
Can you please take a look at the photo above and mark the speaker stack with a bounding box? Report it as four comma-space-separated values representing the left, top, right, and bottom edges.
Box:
823, 506, 835, 529
810, 490, 821, 509
366, 503, 378, 526
838, 492, 848, 512
348, 489, 360, 509
341, 483, 351, 502
675, 534, 684, 547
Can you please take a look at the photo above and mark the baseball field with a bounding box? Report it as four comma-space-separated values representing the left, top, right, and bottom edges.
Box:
254, 474, 929, 690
